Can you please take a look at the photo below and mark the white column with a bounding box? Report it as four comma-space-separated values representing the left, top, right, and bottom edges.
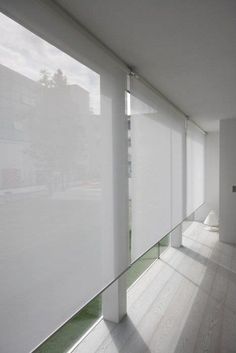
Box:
101, 74, 129, 325
171, 224, 182, 248
102, 273, 127, 323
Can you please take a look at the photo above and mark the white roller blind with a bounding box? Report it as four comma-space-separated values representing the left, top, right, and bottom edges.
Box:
131, 78, 186, 261
0, 2, 128, 353
186, 120, 205, 216
171, 115, 186, 228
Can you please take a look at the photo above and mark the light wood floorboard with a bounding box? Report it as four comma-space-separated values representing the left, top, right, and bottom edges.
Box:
73, 222, 236, 353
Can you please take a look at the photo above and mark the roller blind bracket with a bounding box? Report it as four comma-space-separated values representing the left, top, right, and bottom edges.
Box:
128, 68, 139, 79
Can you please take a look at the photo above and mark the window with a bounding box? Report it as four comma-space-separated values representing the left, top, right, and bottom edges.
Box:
159, 234, 170, 256
127, 244, 158, 288
0, 8, 128, 353
35, 295, 102, 353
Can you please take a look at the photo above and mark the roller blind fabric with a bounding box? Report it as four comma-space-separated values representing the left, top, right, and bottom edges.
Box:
130, 78, 186, 261
0, 2, 128, 352
186, 120, 205, 216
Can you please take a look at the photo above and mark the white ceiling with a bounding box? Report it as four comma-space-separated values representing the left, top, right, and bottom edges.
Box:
55, 0, 236, 132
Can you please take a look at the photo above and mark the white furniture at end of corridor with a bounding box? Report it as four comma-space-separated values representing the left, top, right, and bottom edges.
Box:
204, 210, 219, 231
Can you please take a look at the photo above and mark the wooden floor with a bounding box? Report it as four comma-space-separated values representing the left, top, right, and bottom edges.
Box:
73, 222, 236, 353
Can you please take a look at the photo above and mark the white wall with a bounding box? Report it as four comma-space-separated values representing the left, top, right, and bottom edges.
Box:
194, 132, 219, 221
219, 119, 236, 244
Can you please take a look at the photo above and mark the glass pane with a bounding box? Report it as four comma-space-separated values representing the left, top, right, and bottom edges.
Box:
127, 242, 158, 288
159, 234, 170, 256
34, 296, 102, 353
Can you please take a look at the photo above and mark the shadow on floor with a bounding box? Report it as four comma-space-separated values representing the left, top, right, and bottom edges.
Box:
98, 315, 151, 353
178, 244, 236, 286
161, 231, 236, 353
